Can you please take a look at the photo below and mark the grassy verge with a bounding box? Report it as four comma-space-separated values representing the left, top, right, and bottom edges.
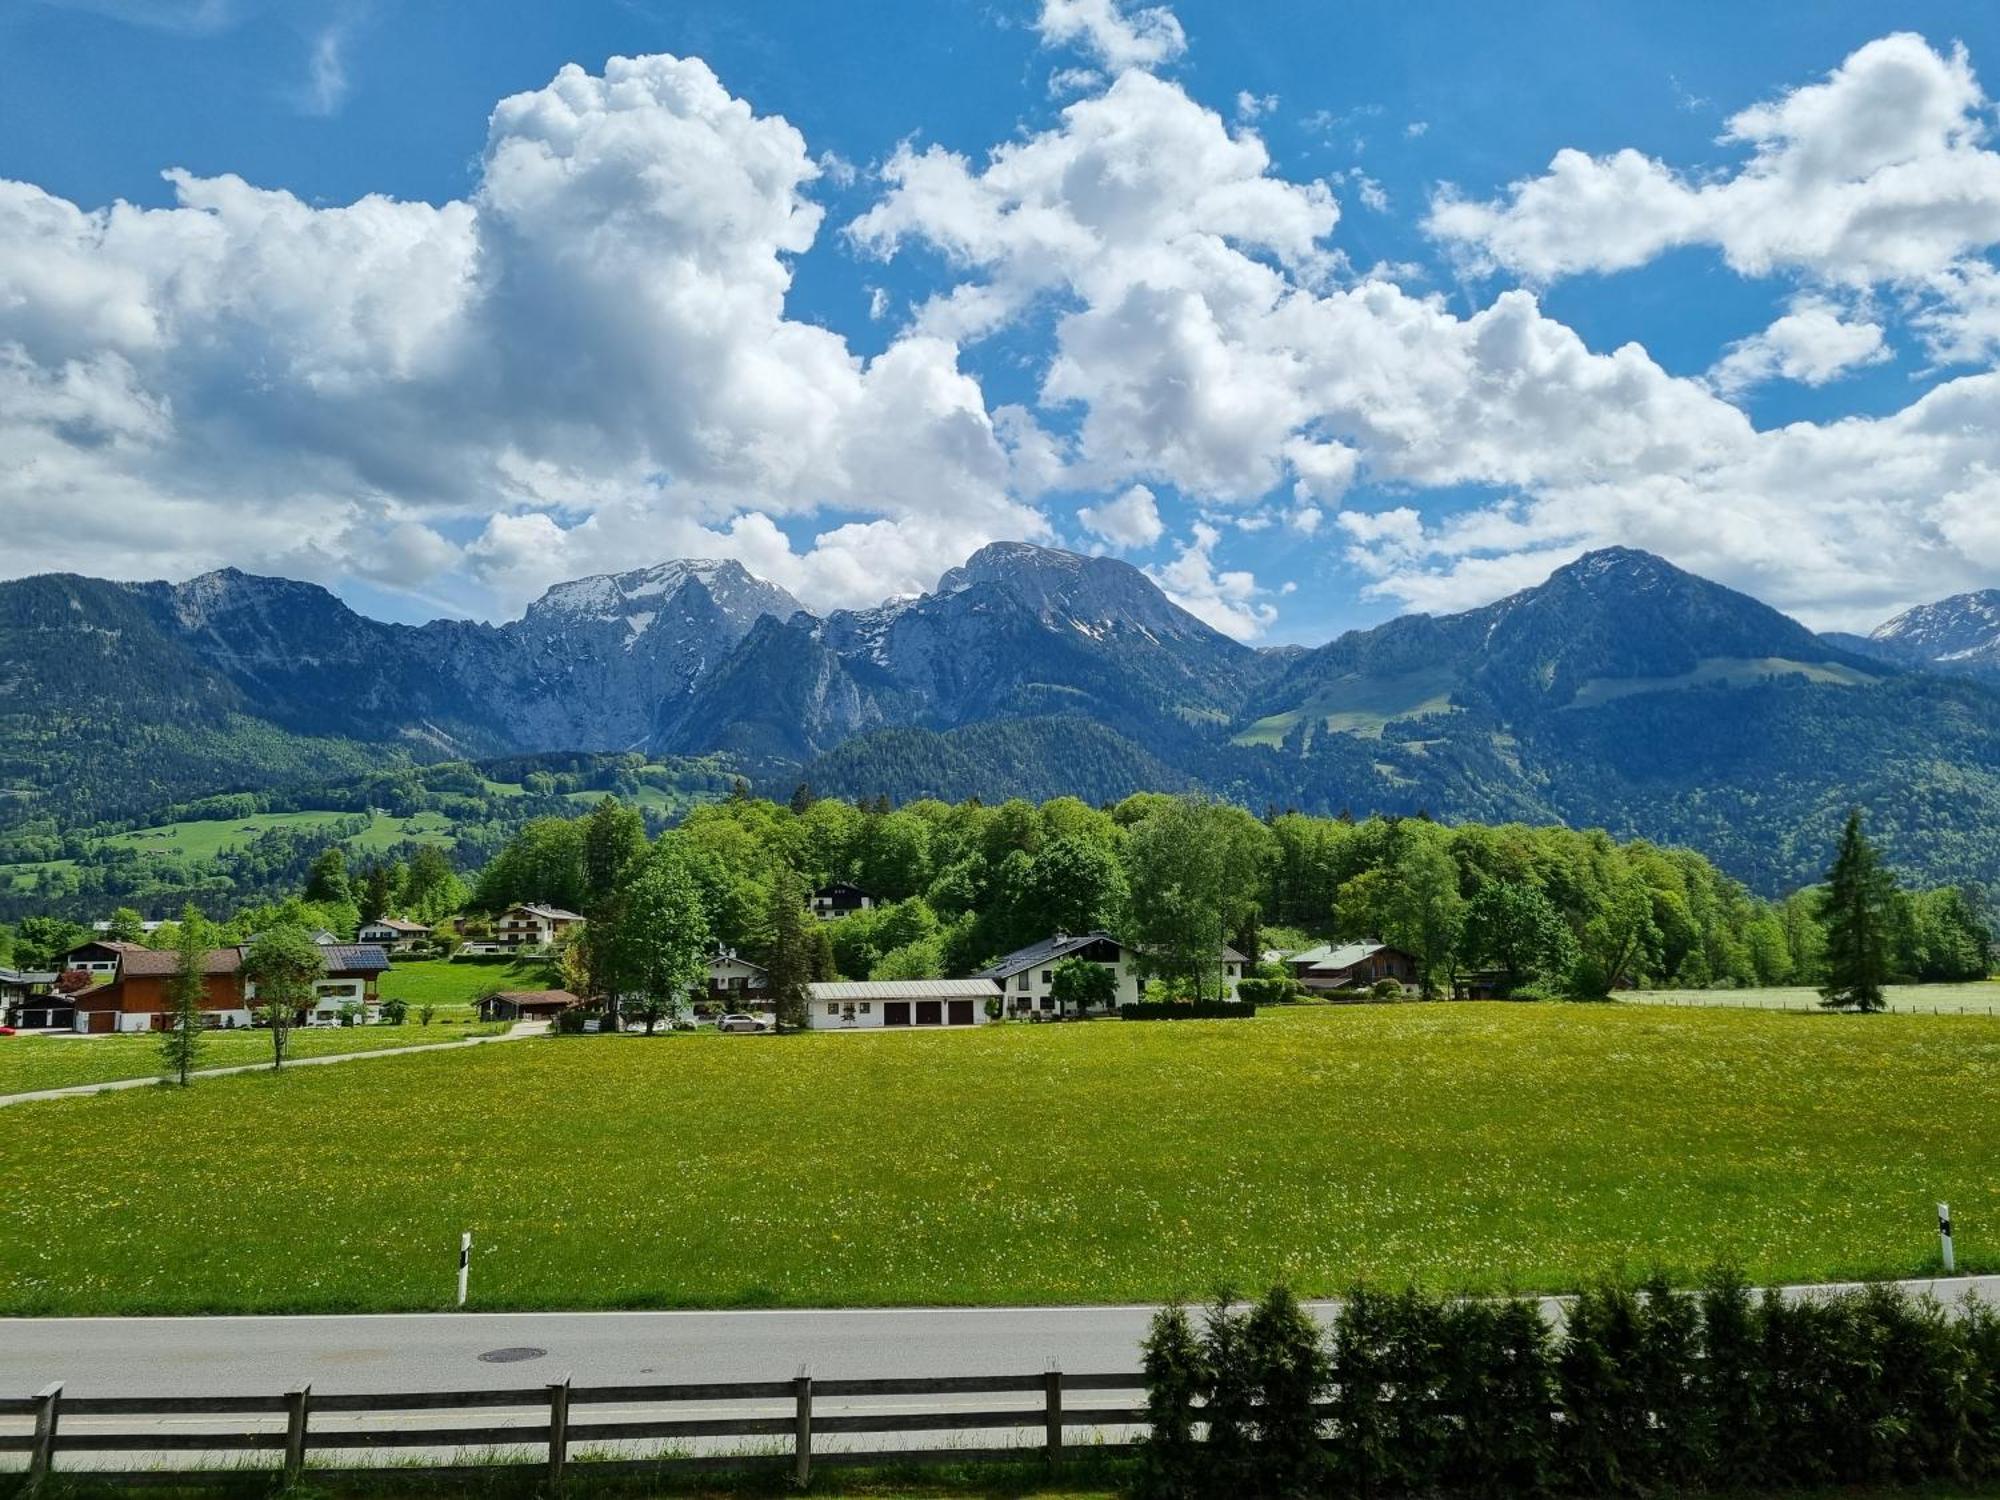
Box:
0, 1022, 509, 1095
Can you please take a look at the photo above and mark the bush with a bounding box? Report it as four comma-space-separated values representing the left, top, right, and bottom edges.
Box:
378, 998, 408, 1026
1121, 1000, 1258, 1021
1238, 976, 1303, 1005
1137, 1301, 1205, 1500
1369, 977, 1404, 1001
1141, 1272, 2000, 1497
556, 1010, 608, 1034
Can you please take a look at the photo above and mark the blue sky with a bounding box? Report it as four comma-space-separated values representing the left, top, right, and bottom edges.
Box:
4, 1, 2000, 643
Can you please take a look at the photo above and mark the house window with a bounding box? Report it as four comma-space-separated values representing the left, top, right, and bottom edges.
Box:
1040, 969, 1052, 984
826, 1002, 839, 1015
860, 1002, 871, 1014
1038, 995, 1053, 1010
1015, 974, 1029, 991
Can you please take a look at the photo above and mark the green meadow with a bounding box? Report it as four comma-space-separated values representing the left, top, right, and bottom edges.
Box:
0, 1021, 508, 1095
1, 1003, 1995, 1315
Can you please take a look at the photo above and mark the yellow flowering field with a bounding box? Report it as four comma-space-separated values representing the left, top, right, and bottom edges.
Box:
0, 1022, 508, 1095
1, 1003, 1996, 1315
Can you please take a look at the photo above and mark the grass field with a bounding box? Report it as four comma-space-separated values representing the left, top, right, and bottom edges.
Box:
375, 957, 550, 1020
0, 1022, 507, 1095
1, 1003, 1996, 1316
97, 808, 457, 860
1628, 983, 2000, 1015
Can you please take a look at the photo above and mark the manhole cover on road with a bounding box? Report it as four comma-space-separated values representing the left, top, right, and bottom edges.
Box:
477, 1346, 547, 1364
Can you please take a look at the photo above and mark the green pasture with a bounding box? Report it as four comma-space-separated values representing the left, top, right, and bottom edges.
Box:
1, 1003, 1995, 1315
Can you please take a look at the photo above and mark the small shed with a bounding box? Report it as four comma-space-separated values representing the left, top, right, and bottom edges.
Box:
479, 989, 580, 1021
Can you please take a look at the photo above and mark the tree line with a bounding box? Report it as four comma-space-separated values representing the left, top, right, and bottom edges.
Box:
9, 787, 1983, 1012
457, 786, 1992, 1016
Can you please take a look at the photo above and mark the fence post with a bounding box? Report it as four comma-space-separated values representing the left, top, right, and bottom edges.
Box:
25, 1382, 60, 1494
283, 1383, 311, 1486
1043, 1366, 1063, 1461
547, 1373, 571, 1487
793, 1366, 812, 1487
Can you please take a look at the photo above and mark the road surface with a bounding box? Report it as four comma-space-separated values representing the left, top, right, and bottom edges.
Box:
6, 1275, 1997, 1396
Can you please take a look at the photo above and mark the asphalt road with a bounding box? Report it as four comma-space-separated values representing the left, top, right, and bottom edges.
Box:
7, 1275, 1999, 1397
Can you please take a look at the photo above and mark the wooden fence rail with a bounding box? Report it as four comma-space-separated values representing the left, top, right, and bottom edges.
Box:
1, 1369, 1148, 1491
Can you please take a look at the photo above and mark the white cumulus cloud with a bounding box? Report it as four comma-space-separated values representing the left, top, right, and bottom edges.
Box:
1708, 295, 1890, 394
1035, 0, 1186, 72
1077, 483, 1164, 548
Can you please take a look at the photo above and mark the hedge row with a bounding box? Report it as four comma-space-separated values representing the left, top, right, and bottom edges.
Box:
1139, 1272, 2000, 1498
1121, 1000, 1260, 1020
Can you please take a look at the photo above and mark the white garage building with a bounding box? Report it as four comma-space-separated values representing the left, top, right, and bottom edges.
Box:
806, 978, 999, 1031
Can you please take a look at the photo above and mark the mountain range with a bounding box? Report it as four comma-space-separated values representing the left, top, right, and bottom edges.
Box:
5, 542, 2000, 899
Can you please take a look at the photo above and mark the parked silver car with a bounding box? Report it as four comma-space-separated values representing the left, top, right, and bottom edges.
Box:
716, 1012, 773, 1033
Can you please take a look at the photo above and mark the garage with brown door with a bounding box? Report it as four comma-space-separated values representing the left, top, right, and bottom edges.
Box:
802, 978, 1001, 1031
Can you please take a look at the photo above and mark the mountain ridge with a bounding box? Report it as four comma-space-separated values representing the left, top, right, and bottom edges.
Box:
7, 543, 2000, 900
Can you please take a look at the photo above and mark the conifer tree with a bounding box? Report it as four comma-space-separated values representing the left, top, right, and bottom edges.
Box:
764, 868, 816, 1030
1819, 809, 1895, 1012
160, 902, 210, 1086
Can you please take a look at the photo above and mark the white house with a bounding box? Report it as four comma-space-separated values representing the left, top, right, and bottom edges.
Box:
490, 904, 584, 952
974, 932, 1246, 1016
700, 949, 771, 1015
810, 883, 875, 921
806, 978, 999, 1030
357, 916, 432, 951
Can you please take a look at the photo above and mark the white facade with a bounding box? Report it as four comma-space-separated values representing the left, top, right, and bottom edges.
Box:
806, 979, 998, 1030
491, 905, 583, 951
979, 934, 1245, 1017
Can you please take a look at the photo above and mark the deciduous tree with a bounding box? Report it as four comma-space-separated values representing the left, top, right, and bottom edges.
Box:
242, 923, 325, 1068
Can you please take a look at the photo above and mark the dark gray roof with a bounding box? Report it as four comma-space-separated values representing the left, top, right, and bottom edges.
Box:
974, 932, 1122, 980
318, 944, 392, 975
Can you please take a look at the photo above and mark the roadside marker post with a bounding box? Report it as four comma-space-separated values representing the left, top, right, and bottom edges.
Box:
1940, 1203, 1956, 1273
457, 1231, 471, 1307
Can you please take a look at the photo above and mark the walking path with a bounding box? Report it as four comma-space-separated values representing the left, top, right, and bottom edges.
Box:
0, 1020, 546, 1109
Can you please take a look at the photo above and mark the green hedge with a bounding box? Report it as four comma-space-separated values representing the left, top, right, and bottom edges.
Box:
1121, 1000, 1259, 1021
1140, 1272, 2000, 1498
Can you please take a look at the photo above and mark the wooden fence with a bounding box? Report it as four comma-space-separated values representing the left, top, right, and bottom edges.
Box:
0, 1369, 1147, 1489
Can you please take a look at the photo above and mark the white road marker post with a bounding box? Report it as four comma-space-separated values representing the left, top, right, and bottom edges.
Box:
1940, 1203, 1956, 1274
457, 1231, 472, 1307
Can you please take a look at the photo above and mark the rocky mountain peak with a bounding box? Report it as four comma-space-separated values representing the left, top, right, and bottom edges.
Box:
936, 540, 1234, 647
521, 559, 805, 646
1873, 589, 2000, 661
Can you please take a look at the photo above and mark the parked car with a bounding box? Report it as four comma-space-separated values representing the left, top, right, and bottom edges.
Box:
716, 1013, 772, 1034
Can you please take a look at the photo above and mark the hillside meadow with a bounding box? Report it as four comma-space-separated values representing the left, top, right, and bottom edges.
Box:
0, 1003, 1996, 1316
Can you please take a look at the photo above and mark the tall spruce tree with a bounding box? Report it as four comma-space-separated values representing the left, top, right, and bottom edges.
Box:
764, 868, 816, 1030
1819, 809, 1895, 1012
160, 902, 210, 1086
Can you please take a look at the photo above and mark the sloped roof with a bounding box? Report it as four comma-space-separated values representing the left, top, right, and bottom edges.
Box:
511, 904, 584, 921
1292, 941, 1395, 972
489, 989, 579, 1006
974, 931, 1123, 980
116, 947, 242, 978
364, 917, 431, 933
318, 944, 392, 975
808, 979, 999, 1001
66, 939, 145, 959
